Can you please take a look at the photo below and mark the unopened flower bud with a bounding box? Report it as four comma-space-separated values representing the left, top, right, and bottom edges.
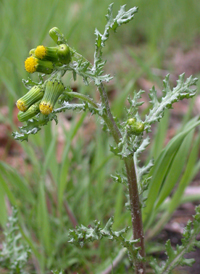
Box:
17, 101, 40, 122
49, 27, 65, 45
29, 48, 35, 56
127, 118, 136, 126
25, 56, 53, 74
39, 79, 65, 115
16, 85, 44, 112
34, 45, 58, 62
57, 44, 71, 64
127, 118, 144, 135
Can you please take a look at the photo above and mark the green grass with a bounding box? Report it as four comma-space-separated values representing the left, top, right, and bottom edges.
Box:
0, 0, 200, 273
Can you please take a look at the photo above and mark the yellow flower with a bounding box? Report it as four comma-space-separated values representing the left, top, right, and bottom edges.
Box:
39, 102, 53, 115
16, 99, 27, 112
24, 56, 53, 74
25, 56, 38, 73
35, 45, 47, 59
34, 45, 59, 62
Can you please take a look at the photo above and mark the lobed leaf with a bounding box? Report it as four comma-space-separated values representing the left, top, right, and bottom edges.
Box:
0, 208, 31, 274
145, 74, 197, 132
150, 206, 200, 274
93, 4, 138, 84
68, 217, 141, 264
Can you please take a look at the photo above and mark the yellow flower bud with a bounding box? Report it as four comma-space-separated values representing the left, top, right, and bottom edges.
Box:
35, 45, 59, 62
16, 85, 44, 112
24, 56, 53, 74
39, 79, 65, 115
17, 101, 40, 122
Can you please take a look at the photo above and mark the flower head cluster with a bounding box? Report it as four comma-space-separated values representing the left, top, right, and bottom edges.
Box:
25, 43, 71, 74
16, 28, 71, 122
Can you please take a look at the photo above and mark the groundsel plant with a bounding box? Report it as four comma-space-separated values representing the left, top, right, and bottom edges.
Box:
12, 4, 200, 274
0, 208, 31, 274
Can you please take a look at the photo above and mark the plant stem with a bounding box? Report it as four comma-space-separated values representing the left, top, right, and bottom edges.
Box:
65, 91, 99, 109
98, 82, 146, 273
98, 83, 121, 143
125, 156, 146, 273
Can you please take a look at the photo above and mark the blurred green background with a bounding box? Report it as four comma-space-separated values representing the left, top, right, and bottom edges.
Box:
0, 0, 200, 273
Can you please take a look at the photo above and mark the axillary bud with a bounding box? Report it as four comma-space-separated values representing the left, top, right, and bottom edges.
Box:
16, 85, 44, 112
127, 118, 144, 135
39, 79, 65, 115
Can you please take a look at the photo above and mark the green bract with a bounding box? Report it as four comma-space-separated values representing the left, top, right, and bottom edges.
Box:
16, 85, 44, 112
49, 27, 66, 45
24, 56, 54, 74
17, 101, 41, 122
39, 79, 65, 115
57, 44, 71, 64
34, 45, 59, 62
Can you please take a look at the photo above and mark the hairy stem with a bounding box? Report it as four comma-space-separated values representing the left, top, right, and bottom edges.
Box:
125, 156, 146, 272
98, 83, 121, 143
65, 91, 98, 109
98, 82, 146, 273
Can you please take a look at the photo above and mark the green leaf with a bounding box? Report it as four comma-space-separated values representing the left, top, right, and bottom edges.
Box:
0, 161, 35, 205
155, 129, 194, 209
51, 271, 64, 274
0, 208, 31, 274
143, 118, 200, 228
22, 76, 43, 90
150, 110, 170, 160
127, 89, 145, 117
145, 74, 197, 131
69, 217, 141, 264
93, 4, 138, 84
12, 112, 58, 141
36, 179, 51, 255
150, 206, 200, 274
168, 132, 200, 213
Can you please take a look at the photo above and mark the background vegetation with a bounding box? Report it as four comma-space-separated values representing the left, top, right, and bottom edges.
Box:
0, 0, 200, 273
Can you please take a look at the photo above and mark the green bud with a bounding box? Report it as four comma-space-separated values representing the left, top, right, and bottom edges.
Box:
127, 118, 136, 126
49, 27, 65, 45
16, 85, 44, 112
127, 118, 144, 135
39, 79, 65, 115
29, 48, 36, 56
17, 101, 40, 122
57, 44, 71, 64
